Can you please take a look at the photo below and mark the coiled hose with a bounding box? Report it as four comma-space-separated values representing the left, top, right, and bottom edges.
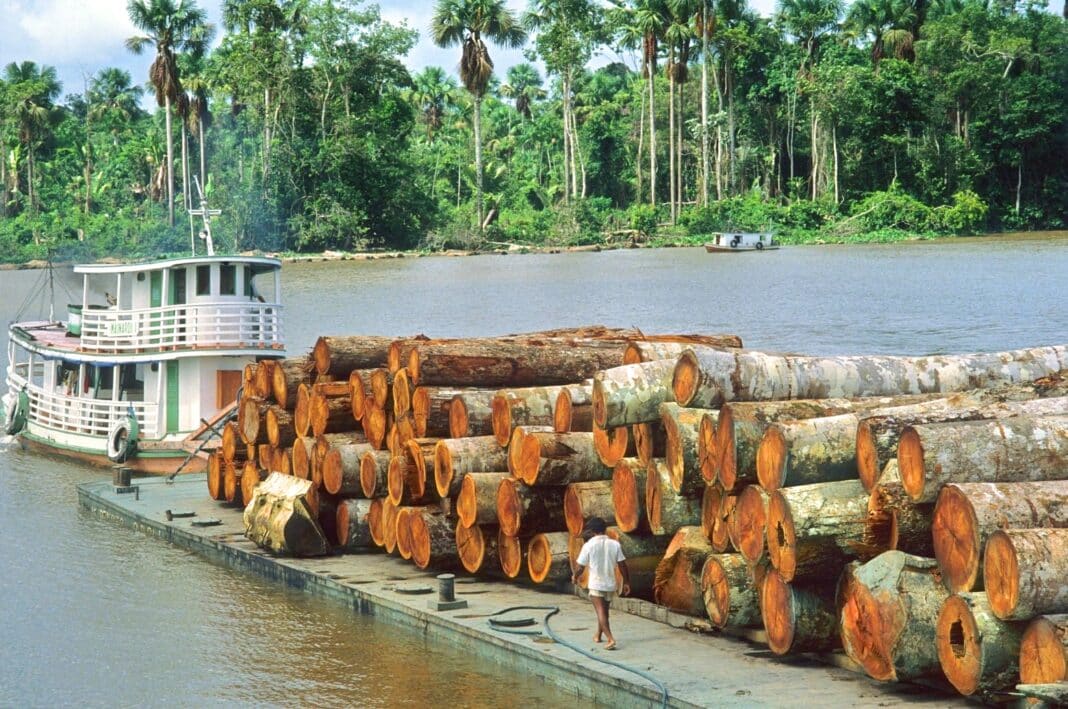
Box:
484, 605, 669, 708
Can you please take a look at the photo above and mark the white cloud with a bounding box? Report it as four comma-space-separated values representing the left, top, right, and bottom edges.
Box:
3, 0, 138, 64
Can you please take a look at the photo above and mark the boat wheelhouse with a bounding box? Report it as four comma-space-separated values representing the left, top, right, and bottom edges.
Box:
704, 232, 778, 252
4, 255, 284, 473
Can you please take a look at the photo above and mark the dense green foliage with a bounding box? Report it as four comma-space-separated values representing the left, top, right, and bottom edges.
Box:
0, 0, 1065, 263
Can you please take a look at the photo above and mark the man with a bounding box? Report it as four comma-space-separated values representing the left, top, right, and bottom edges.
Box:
571, 517, 630, 650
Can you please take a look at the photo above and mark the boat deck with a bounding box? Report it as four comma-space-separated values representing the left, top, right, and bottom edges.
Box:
78, 476, 974, 708
13, 321, 283, 357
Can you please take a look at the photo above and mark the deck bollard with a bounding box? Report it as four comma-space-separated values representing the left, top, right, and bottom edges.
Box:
113, 465, 138, 495
428, 573, 467, 611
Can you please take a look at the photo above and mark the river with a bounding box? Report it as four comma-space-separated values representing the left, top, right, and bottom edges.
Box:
1, 234, 1067, 705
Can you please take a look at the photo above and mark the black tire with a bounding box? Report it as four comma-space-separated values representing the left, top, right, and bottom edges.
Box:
107, 418, 134, 462
756, 241, 764, 250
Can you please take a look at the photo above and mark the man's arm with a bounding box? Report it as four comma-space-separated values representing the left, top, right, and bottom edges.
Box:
617, 560, 631, 596
571, 563, 586, 585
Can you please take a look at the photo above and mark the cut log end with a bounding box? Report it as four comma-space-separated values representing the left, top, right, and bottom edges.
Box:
456, 473, 478, 528
591, 379, 608, 429
761, 570, 796, 655
496, 478, 521, 537
755, 426, 787, 491
449, 396, 469, 438
337, 500, 353, 547
491, 394, 512, 447
456, 521, 487, 574
1019, 617, 1068, 685
983, 531, 1020, 620
367, 498, 385, 547
527, 533, 557, 584
714, 405, 735, 489
735, 485, 769, 565
563, 485, 583, 537
395, 507, 416, 560
698, 413, 718, 484
865, 485, 899, 553
359, 451, 380, 498
856, 419, 881, 492
517, 433, 543, 485
765, 490, 796, 581
312, 336, 331, 376
433, 441, 453, 498
498, 531, 523, 578
672, 351, 700, 407
701, 556, 732, 627
321, 448, 342, 495
931, 484, 981, 593
936, 595, 984, 696
838, 566, 896, 681
553, 388, 573, 433
409, 512, 431, 568
898, 426, 926, 501
612, 460, 643, 532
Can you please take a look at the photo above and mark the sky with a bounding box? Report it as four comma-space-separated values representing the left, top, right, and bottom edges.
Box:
0, 0, 1064, 104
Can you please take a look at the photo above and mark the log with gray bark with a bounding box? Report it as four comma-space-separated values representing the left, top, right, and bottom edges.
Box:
553, 382, 592, 434
456, 521, 501, 576
653, 526, 715, 616
592, 359, 675, 429
433, 435, 508, 498
760, 569, 840, 655
495, 478, 567, 537
449, 389, 497, 438
611, 457, 648, 533
1019, 615, 1068, 686
645, 458, 702, 535
311, 335, 395, 378
359, 449, 392, 498
321, 442, 374, 495
984, 528, 1068, 620
492, 384, 575, 446
527, 532, 574, 585
514, 430, 610, 486
457, 472, 510, 528
937, 592, 1026, 697
592, 421, 633, 468
701, 553, 761, 628
243, 472, 329, 557
410, 509, 460, 570
410, 385, 457, 438
563, 480, 616, 536
632, 421, 667, 467
863, 464, 935, 558
621, 335, 742, 365
661, 403, 709, 496
336, 499, 374, 550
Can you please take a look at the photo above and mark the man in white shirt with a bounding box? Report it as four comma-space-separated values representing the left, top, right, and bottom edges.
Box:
571, 517, 630, 650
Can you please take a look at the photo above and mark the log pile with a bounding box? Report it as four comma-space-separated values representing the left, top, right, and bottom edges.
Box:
210, 334, 1068, 700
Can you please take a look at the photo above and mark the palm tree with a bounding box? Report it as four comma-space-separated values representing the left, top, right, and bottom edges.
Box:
845, 0, 916, 67
126, 0, 213, 226
3, 61, 61, 221
617, 0, 666, 207
85, 68, 144, 214
430, 0, 527, 230
499, 63, 545, 120
410, 66, 458, 140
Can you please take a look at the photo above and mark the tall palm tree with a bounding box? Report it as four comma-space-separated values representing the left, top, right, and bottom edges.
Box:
3, 61, 60, 220
126, 0, 213, 226
499, 63, 545, 120
85, 68, 144, 214
430, 0, 527, 230
845, 0, 916, 67
411, 66, 458, 140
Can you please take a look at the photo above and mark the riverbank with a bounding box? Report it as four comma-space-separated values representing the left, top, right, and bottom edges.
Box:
79, 474, 968, 708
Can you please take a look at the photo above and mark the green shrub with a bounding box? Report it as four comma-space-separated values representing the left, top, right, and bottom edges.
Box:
627, 204, 659, 239
848, 185, 932, 232
932, 190, 988, 235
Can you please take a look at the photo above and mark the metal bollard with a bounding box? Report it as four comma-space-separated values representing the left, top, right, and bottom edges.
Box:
427, 573, 467, 611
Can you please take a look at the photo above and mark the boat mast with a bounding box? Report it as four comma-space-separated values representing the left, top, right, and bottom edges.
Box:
189, 176, 220, 257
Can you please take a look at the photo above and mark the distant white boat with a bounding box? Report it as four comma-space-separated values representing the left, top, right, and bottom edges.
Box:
704, 232, 778, 252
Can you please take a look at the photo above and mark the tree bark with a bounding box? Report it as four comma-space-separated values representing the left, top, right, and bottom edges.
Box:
563, 481, 615, 537
311, 335, 394, 378
492, 384, 571, 446
1019, 615, 1068, 685
662, 403, 709, 496
265, 406, 296, 449
757, 413, 866, 491
936, 592, 1026, 697
592, 359, 675, 429
839, 552, 950, 681
457, 472, 509, 528
761, 569, 840, 655
702, 553, 761, 628
411, 509, 459, 570
1014, 683, 1068, 705
621, 336, 741, 365
673, 346, 1068, 409
243, 472, 329, 557
527, 532, 573, 586
321, 442, 373, 495
646, 458, 702, 535
766, 480, 870, 582
456, 521, 500, 576
984, 529, 1068, 620
553, 382, 592, 434
864, 466, 935, 558
336, 499, 374, 550
611, 457, 648, 533
654, 527, 714, 616
359, 449, 391, 499
449, 390, 497, 438
271, 358, 311, 410
433, 435, 506, 498
495, 478, 567, 537
516, 431, 609, 486
900, 415, 1068, 504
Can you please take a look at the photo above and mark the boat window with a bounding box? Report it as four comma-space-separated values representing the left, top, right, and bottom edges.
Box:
91, 365, 114, 399
244, 267, 253, 297
220, 264, 236, 295
196, 265, 211, 296
119, 364, 144, 402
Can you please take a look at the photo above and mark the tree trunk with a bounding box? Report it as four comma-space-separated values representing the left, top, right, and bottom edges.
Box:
592, 421, 633, 468
412, 386, 463, 438
474, 94, 484, 229
839, 552, 950, 681
496, 478, 567, 537
456, 522, 500, 576
291, 436, 315, 480
243, 472, 329, 556
165, 94, 174, 226
271, 358, 311, 410
492, 384, 570, 446
936, 592, 1026, 696
611, 457, 648, 533
392, 368, 412, 417
662, 403, 709, 496
311, 335, 394, 378
553, 382, 592, 433
265, 406, 296, 448
900, 415, 1068, 504
592, 359, 675, 429
621, 336, 741, 365
180, 123, 189, 211
527, 532, 573, 586
648, 58, 657, 206
633, 421, 667, 467
757, 414, 862, 491
701, 5, 710, 207
1015, 683, 1068, 705
668, 60, 677, 223
336, 499, 374, 550
433, 435, 507, 498
857, 392, 1068, 491
254, 360, 276, 402
562, 74, 572, 202
321, 442, 373, 495
369, 368, 393, 411
702, 553, 761, 628
735, 484, 771, 565
310, 392, 355, 438
563, 480, 615, 536
516, 431, 609, 486
864, 468, 935, 558
711, 487, 739, 554
457, 472, 510, 528
238, 397, 268, 445
673, 346, 1068, 410
646, 458, 702, 535
221, 421, 243, 463
367, 498, 385, 547
222, 460, 241, 504
498, 530, 524, 579
449, 390, 497, 438
411, 510, 460, 570
766, 479, 870, 582
1019, 615, 1068, 685
761, 569, 839, 655
240, 461, 265, 508
507, 425, 554, 478
653, 527, 713, 616
985, 529, 1068, 620
359, 449, 391, 498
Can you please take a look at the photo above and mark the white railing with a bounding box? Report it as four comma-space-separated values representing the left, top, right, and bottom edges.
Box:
8, 368, 160, 440
79, 302, 283, 353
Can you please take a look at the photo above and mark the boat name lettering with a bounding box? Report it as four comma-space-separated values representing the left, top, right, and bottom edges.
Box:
105, 320, 138, 338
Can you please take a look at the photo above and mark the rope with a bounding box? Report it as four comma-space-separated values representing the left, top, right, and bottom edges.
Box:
484, 604, 669, 707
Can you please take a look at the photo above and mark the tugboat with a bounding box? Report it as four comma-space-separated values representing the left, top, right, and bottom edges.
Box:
704, 232, 778, 252
3, 204, 285, 473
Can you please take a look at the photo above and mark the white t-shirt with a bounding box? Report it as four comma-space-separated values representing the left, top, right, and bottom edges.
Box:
576, 535, 626, 592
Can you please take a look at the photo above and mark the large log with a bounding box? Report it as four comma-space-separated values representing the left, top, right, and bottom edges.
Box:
497, 530, 525, 579
221, 421, 242, 463
242, 362, 259, 399
506, 425, 553, 479
320, 443, 372, 495
553, 382, 592, 433
496, 479, 567, 537
359, 449, 391, 498
222, 460, 241, 504
311, 335, 394, 378
243, 472, 329, 556
605, 527, 668, 598
766, 479, 870, 582
382, 498, 400, 554
515, 431, 610, 486
291, 437, 315, 480
622, 336, 742, 365
240, 460, 264, 507
492, 385, 572, 446
701, 553, 761, 628
756, 413, 863, 491
254, 360, 276, 403
237, 396, 268, 445
864, 466, 935, 559
293, 383, 313, 438
661, 403, 708, 496
457, 472, 510, 528
395, 506, 422, 560
265, 405, 297, 448
336, 499, 374, 550
931, 480, 1068, 593
449, 390, 497, 438
611, 457, 648, 533
206, 452, 224, 500
368, 368, 393, 411
456, 521, 501, 576
900, 415, 1068, 503
632, 420, 666, 467
761, 569, 839, 655
984, 529, 1068, 620
527, 532, 574, 585
411, 385, 456, 438
592, 420, 633, 468
392, 367, 412, 416
857, 393, 1068, 492
433, 435, 507, 498
310, 391, 355, 438
362, 403, 388, 450
1019, 615, 1068, 685
387, 454, 421, 506
366, 498, 385, 547
349, 369, 374, 421
645, 458, 702, 535
673, 345, 1068, 409
697, 413, 717, 485
653, 526, 714, 616
707, 486, 738, 554
271, 358, 310, 410
937, 592, 1026, 696
563, 480, 615, 536
592, 359, 675, 430
839, 552, 950, 681
734, 484, 771, 565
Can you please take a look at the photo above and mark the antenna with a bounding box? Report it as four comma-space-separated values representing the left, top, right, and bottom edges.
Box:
189, 176, 221, 256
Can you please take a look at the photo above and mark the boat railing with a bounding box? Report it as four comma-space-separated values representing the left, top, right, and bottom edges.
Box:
7, 368, 160, 440
78, 302, 283, 353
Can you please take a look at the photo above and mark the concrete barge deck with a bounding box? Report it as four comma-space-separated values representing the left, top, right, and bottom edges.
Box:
78, 475, 975, 708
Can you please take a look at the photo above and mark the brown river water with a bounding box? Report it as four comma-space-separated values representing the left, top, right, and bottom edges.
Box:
1, 234, 1066, 705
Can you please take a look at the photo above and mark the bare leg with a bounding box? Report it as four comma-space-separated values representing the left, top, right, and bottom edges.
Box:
592, 596, 615, 648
